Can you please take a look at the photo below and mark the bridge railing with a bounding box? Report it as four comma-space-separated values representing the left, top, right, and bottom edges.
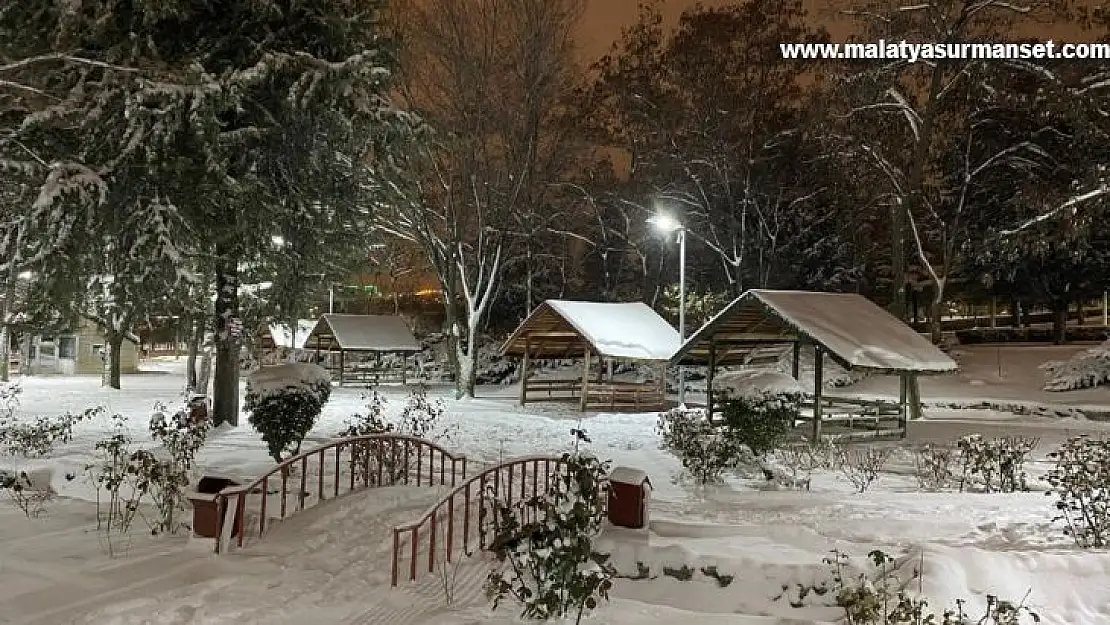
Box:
213, 434, 468, 553
389, 454, 568, 587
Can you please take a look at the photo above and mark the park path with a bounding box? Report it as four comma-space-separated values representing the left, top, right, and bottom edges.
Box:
4, 486, 493, 625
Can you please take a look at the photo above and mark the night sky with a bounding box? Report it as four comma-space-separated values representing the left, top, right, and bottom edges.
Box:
577, 0, 1094, 64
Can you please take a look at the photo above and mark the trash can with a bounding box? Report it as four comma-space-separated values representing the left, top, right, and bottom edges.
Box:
607, 466, 651, 529
187, 394, 210, 425
190, 475, 241, 539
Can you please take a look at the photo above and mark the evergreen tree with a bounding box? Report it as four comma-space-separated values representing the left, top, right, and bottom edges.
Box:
0, 1, 409, 421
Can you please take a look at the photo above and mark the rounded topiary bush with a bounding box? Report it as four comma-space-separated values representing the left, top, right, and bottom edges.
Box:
245, 363, 332, 463
716, 371, 804, 457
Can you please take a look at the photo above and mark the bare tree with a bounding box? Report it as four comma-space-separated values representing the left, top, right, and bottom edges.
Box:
381, 0, 584, 397
837, 0, 1069, 319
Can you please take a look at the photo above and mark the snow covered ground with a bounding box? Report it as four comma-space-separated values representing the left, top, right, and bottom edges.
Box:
2, 352, 1110, 624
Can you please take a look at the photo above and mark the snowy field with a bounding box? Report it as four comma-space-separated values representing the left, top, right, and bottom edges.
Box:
2, 350, 1110, 625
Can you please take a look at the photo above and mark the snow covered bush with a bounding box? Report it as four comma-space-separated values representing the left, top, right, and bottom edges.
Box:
716, 371, 804, 457
1046, 435, 1110, 548
912, 444, 957, 491
245, 363, 332, 464
656, 408, 745, 484
337, 385, 458, 484
775, 439, 834, 491
484, 432, 613, 624
836, 446, 892, 493
1041, 339, 1110, 391
399, 383, 457, 442
0, 385, 100, 458
0, 470, 54, 518
86, 413, 146, 556
826, 549, 1040, 624
145, 402, 210, 534
955, 435, 1036, 493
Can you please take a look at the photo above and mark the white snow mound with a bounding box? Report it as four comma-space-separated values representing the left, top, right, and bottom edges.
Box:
1041, 339, 1110, 391
715, 371, 804, 399
246, 363, 332, 400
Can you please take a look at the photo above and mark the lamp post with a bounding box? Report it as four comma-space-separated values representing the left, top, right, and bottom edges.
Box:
649, 213, 687, 406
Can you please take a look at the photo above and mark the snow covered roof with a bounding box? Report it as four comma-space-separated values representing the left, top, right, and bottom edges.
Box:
672, 290, 958, 374
257, 319, 317, 350
500, 300, 680, 361
303, 314, 420, 352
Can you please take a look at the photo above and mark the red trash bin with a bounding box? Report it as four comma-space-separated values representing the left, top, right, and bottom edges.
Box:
607, 466, 651, 529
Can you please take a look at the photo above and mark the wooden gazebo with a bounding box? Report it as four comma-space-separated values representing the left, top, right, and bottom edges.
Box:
255, 319, 317, 360
671, 290, 958, 441
500, 300, 680, 411
303, 314, 422, 386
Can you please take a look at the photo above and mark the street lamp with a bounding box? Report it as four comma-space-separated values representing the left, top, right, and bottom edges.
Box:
648, 212, 687, 406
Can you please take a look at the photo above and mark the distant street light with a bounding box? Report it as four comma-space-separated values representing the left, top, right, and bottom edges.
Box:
648, 210, 687, 406
271, 235, 285, 247
16, 271, 32, 281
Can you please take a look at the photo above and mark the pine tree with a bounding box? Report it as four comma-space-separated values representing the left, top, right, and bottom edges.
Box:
1, 1, 410, 421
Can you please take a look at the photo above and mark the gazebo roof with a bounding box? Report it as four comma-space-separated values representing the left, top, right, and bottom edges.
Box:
671, 290, 958, 374
500, 300, 680, 361
257, 319, 317, 350
303, 314, 421, 352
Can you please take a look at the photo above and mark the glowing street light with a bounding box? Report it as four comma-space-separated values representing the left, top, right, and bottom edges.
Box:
648, 210, 687, 406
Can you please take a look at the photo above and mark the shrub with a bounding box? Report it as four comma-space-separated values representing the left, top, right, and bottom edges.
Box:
956, 435, 1037, 493
86, 413, 146, 556
1045, 435, 1110, 548
0, 470, 54, 518
1041, 339, 1110, 391
836, 446, 892, 493
245, 363, 332, 464
718, 389, 801, 457
912, 444, 957, 491
656, 408, 744, 484
145, 401, 210, 534
484, 433, 613, 624
776, 440, 834, 491
338, 385, 458, 485
0, 401, 101, 458
825, 548, 1040, 624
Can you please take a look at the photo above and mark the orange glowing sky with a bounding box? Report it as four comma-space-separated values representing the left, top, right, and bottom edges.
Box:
576, 0, 1094, 65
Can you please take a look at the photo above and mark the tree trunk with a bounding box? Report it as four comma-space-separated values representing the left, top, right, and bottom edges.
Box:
457, 319, 478, 399
1076, 299, 1085, 326
0, 324, 9, 383
107, 332, 124, 390
212, 258, 241, 427
929, 296, 944, 345
1052, 299, 1068, 345
0, 279, 12, 382
186, 316, 204, 391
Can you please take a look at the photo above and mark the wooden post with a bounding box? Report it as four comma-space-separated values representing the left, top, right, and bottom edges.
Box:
339, 349, 345, 386
1104, 291, 1108, 326
579, 348, 591, 412
519, 337, 530, 406
791, 341, 801, 379
812, 346, 821, 439
811, 347, 823, 440
898, 373, 908, 437
706, 339, 717, 422
989, 297, 997, 328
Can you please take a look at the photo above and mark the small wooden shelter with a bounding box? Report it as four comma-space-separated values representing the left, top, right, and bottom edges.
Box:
671, 290, 958, 441
303, 314, 422, 386
256, 319, 317, 363
500, 300, 681, 411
